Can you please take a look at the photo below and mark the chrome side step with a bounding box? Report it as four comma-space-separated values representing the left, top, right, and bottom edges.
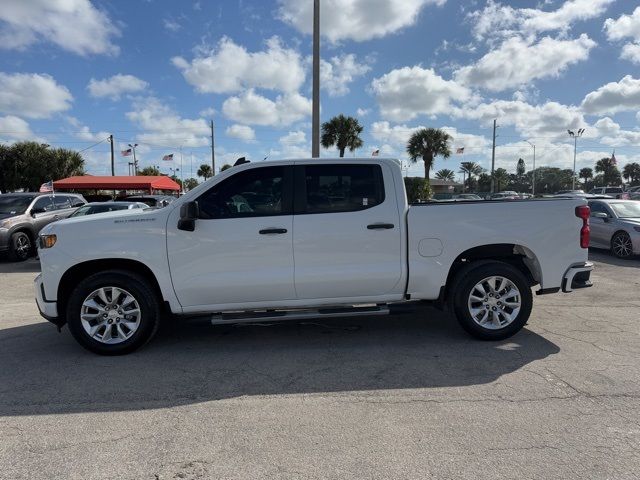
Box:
210, 305, 390, 325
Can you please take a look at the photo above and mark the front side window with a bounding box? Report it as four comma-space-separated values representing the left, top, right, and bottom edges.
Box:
32, 196, 54, 212
589, 202, 610, 216
198, 166, 287, 219
302, 164, 385, 214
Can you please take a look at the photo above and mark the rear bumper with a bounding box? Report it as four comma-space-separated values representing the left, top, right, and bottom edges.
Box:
561, 262, 593, 293
34, 273, 62, 326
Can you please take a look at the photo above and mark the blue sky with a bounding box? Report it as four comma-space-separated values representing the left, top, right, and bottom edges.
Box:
1, 0, 640, 180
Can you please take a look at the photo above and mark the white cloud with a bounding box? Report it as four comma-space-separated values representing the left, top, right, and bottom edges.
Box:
0, 115, 35, 142
604, 6, 640, 64
87, 74, 148, 100
163, 18, 181, 32
0, 0, 119, 56
581, 76, 640, 115
468, 0, 614, 43
594, 117, 640, 146
454, 99, 585, 138
225, 124, 256, 142
126, 97, 210, 147
274, 130, 310, 158
278, 0, 445, 43
66, 117, 110, 142
0, 72, 72, 119
356, 108, 370, 117
173, 36, 305, 94
222, 89, 311, 126
320, 54, 371, 97
199, 107, 216, 117
371, 66, 471, 121
454, 35, 595, 92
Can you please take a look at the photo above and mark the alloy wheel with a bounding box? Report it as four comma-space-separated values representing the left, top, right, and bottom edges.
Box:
612, 233, 633, 258
467, 276, 522, 330
80, 286, 142, 344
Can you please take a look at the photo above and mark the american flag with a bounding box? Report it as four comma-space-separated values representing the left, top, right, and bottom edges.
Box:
39, 180, 53, 193
372, 149, 380, 157
456, 147, 465, 154
162, 153, 174, 161
121, 148, 132, 157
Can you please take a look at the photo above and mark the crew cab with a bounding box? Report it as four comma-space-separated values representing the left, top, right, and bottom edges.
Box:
35, 158, 593, 355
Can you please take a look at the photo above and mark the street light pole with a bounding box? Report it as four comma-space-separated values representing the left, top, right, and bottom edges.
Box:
568, 128, 584, 190
128, 143, 139, 175
525, 140, 535, 195
311, 0, 320, 158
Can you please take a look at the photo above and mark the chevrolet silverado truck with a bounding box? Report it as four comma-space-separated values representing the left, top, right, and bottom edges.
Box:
35, 158, 593, 355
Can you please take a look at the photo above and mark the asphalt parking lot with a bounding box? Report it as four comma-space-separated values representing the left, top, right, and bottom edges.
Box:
0, 251, 638, 480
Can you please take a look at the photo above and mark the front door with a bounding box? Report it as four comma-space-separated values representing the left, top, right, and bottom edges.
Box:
30, 196, 58, 231
292, 163, 403, 299
589, 201, 613, 248
167, 165, 296, 309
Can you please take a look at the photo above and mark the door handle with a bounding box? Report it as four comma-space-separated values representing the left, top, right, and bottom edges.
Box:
367, 223, 394, 230
259, 228, 288, 235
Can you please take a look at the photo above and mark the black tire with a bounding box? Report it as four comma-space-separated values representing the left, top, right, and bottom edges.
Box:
611, 231, 634, 259
450, 261, 533, 341
66, 270, 161, 355
8, 231, 32, 262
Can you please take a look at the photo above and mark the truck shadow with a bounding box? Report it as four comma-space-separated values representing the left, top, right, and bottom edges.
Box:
0, 257, 41, 273
0, 309, 559, 417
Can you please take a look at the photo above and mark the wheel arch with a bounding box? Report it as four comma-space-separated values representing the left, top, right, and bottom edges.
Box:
57, 259, 165, 321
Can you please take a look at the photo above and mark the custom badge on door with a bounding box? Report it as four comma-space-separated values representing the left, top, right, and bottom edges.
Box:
362, 198, 368, 206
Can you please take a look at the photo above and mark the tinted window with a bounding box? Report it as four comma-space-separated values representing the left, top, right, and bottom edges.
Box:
32, 196, 54, 212
0, 196, 35, 215
53, 196, 72, 209
69, 196, 85, 207
605, 187, 623, 194
302, 164, 384, 214
589, 202, 609, 216
198, 166, 287, 219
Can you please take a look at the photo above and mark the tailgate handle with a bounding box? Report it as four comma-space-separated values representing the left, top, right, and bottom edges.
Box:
367, 223, 394, 230
259, 228, 288, 235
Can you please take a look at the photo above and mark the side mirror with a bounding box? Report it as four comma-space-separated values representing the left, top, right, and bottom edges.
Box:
591, 212, 609, 221
178, 201, 199, 232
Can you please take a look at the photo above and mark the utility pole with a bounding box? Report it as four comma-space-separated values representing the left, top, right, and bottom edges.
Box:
210, 120, 216, 175
109, 134, 115, 176
311, 0, 320, 158
490, 119, 497, 193
179, 146, 184, 194
568, 128, 585, 190
128, 143, 138, 175
525, 140, 536, 195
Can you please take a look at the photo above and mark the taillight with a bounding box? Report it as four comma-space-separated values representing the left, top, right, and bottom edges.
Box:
575, 205, 590, 248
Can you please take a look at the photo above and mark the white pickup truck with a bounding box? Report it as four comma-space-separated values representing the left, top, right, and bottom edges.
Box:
35, 158, 593, 355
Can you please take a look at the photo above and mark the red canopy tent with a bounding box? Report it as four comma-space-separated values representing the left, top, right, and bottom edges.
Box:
53, 176, 180, 193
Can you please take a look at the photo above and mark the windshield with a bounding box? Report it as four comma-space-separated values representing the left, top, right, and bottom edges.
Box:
0, 196, 34, 215
610, 202, 640, 218
70, 204, 130, 217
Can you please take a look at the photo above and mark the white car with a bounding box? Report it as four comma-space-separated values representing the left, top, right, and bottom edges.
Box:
35, 158, 593, 355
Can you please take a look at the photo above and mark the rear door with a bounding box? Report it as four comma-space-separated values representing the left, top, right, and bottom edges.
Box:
292, 163, 403, 299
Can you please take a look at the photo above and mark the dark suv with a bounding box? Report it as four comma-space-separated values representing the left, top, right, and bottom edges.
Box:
0, 193, 86, 261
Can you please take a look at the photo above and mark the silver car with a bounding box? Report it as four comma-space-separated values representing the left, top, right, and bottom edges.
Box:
588, 199, 640, 259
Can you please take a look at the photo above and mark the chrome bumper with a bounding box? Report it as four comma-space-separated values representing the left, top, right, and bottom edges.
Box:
562, 262, 594, 293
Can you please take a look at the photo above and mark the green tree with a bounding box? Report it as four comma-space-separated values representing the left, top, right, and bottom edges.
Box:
622, 162, 640, 186
197, 163, 213, 179
220, 164, 232, 172
579, 167, 593, 188
493, 168, 510, 192
528, 167, 574, 193
403, 177, 428, 203
435, 168, 456, 181
477, 173, 492, 192
320, 114, 364, 157
516, 158, 526, 178
138, 166, 160, 176
170, 175, 182, 189
459, 161, 483, 192
595, 157, 621, 186
183, 178, 199, 191
406, 128, 452, 198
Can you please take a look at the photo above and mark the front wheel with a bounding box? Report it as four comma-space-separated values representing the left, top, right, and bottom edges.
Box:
9, 232, 32, 261
451, 261, 533, 341
611, 231, 634, 259
66, 270, 161, 355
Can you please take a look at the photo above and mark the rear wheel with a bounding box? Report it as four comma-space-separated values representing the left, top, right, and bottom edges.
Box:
611, 231, 633, 259
9, 232, 31, 261
451, 261, 532, 340
66, 270, 161, 355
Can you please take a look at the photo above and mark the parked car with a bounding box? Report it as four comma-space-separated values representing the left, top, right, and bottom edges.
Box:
589, 187, 628, 199
123, 195, 175, 208
627, 186, 640, 200
0, 193, 86, 261
489, 192, 519, 200
36, 158, 592, 355
588, 199, 640, 258
69, 202, 147, 217
556, 190, 585, 195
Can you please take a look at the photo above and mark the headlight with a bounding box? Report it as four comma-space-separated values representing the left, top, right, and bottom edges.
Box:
39, 234, 57, 249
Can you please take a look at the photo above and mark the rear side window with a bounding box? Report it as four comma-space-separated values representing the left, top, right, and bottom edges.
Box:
301, 164, 385, 214
53, 196, 72, 209
605, 187, 623, 194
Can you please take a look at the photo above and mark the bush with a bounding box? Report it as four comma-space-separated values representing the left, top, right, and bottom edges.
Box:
404, 177, 432, 202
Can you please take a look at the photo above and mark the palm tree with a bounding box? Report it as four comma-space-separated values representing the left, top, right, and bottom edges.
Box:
197, 164, 213, 179
622, 162, 640, 185
459, 161, 482, 192
493, 168, 510, 192
435, 169, 456, 181
220, 164, 232, 172
321, 114, 364, 157
406, 128, 452, 193
579, 167, 593, 187
595, 157, 621, 186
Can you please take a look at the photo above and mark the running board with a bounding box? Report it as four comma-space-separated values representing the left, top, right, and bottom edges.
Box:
210, 305, 390, 325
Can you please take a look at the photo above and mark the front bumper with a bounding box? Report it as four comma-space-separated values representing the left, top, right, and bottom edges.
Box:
562, 262, 594, 293
34, 273, 62, 325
